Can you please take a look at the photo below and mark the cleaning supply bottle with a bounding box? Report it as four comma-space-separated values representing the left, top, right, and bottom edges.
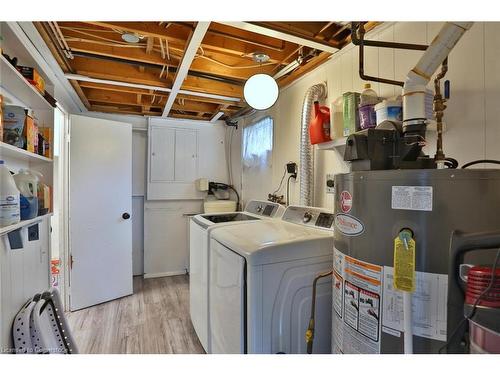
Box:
359, 83, 380, 129
309, 101, 331, 144
0, 160, 20, 226
13, 169, 40, 220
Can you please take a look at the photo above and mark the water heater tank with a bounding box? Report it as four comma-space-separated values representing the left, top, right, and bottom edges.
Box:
332, 169, 500, 354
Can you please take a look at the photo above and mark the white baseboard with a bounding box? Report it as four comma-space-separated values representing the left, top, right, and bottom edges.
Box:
143, 271, 186, 279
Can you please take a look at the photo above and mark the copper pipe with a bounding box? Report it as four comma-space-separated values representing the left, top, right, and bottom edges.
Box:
351, 22, 429, 51
357, 23, 404, 87
433, 58, 448, 164
305, 270, 333, 354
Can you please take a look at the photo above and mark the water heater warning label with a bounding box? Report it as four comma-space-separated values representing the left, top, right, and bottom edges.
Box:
391, 186, 433, 211
333, 249, 382, 354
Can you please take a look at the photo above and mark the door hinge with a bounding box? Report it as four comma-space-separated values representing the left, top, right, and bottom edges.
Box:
70, 254, 74, 269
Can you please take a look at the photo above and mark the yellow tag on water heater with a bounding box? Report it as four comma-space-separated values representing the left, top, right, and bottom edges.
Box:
393, 235, 416, 292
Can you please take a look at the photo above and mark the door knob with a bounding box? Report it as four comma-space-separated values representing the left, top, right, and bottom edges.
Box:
122, 212, 131, 220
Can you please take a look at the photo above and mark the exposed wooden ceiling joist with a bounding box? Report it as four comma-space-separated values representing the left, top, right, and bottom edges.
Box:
162, 22, 211, 116
65, 73, 242, 102
218, 22, 339, 54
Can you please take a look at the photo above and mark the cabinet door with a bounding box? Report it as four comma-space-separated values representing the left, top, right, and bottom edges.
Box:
174, 129, 198, 182
150, 126, 175, 182
144, 207, 188, 277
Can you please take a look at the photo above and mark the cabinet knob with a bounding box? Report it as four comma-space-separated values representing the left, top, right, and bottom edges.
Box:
122, 212, 131, 220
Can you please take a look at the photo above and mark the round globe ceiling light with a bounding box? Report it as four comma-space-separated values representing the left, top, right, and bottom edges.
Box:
243, 73, 279, 110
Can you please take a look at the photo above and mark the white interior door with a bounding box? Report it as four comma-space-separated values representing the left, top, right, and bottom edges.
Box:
69, 115, 133, 311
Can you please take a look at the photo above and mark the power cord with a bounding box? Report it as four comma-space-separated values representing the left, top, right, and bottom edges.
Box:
272, 165, 287, 195
286, 174, 295, 206
438, 248, 500, 353
462, 159, 500, 169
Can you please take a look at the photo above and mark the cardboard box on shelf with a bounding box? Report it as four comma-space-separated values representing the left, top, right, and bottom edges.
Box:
16, 66, 46, 95
39, 126, 52, 158
24, 115, 37, 153
3, 105, 26, 148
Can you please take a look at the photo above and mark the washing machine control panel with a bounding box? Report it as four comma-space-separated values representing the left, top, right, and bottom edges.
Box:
245, 200, 284, 218
282, 206, 334, 230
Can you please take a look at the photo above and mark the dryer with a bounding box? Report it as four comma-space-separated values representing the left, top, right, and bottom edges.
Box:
208, 205, 334, 354
189, 200, 284, 352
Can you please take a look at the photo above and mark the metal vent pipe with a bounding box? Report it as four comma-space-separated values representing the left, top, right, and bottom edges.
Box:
299, 83, 327, 206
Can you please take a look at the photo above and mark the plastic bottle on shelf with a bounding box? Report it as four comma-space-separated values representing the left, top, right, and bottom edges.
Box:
360, 83, 379, 105
359, 83, 380, 129
13, 169, 40, 220
0, 160, 21, 227
330, 96, 344, 139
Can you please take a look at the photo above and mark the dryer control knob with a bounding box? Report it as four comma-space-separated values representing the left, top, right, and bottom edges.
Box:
303, 212, 313, 223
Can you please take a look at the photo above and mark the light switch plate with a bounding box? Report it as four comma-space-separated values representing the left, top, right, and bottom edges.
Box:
326, 173, 335, 194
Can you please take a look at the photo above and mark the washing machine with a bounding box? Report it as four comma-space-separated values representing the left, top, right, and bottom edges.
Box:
208, 205, 334, 354
189, 199, 284, 352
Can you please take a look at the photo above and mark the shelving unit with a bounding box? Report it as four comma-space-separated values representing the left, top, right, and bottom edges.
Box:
0, 141, 52, 163
316, 136, 347, 150
0, 22, 56, 349
0, 54, 53, 110
316, 122, 447, 151
0, 213, 53, 236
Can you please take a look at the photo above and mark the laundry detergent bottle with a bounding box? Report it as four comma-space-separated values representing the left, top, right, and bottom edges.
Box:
309, 101, 331, 144
13, 169, 40, 220
0, 160, 21, 226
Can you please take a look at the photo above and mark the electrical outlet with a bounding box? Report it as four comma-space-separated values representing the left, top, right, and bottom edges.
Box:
326, 173, 335, 194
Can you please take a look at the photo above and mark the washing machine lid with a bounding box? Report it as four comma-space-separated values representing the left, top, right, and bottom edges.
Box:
192, 199, 284, 229
210, 220, 333, 266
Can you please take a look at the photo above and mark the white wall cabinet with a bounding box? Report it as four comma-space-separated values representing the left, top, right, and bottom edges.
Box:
150, 126, 176, 182
174, 129, 198, 182
148, 124, 202, 200
144, 119, 230, 278
148, 119, 229, 200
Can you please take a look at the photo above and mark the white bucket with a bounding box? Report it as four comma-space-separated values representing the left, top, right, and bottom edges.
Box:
375, 99, 403, 125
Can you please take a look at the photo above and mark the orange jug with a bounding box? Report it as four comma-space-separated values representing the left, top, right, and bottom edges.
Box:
309, 101, 331, 144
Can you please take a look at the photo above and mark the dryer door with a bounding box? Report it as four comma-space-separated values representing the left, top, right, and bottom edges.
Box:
209, 239, 245, 353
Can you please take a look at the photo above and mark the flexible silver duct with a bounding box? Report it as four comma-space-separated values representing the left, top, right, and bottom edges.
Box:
299, 83, 327, 206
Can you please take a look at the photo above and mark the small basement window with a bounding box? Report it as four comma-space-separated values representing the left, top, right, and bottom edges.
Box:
242, 116, 273, 169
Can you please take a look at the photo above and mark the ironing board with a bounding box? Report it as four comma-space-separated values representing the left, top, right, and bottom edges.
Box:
12, 288, 78, 354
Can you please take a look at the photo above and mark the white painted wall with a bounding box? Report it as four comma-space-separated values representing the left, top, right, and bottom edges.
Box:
232, 22, 500, 210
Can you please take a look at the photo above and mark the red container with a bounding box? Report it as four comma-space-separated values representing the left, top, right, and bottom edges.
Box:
309, 101, 331, 145
465, 266, 500, 307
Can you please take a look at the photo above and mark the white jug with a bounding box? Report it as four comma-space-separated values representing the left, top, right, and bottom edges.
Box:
13, 169, 41, 198
0, 160, 20, 226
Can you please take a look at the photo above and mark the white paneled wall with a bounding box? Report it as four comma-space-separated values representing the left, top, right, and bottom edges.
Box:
233, 22, 500, 211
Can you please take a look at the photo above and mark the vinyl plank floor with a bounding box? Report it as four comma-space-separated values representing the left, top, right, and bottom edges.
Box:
66, 275, 205, 354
